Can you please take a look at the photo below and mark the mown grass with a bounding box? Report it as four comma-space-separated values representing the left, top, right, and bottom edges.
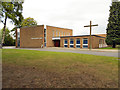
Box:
99, 45, 120, 49
99, 47, 118, 49
2, 49, 118, 85
2, 49, 118, 65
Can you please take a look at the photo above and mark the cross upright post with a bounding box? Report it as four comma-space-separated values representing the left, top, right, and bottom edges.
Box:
84, 21, 98, 50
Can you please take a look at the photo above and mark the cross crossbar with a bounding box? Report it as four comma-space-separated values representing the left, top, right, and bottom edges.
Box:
84, 24, 98, 27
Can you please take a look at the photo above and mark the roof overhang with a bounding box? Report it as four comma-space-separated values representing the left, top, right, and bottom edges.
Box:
52, 37, 60, 40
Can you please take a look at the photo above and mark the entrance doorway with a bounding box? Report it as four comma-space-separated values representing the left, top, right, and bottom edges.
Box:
54, 40, 60, 47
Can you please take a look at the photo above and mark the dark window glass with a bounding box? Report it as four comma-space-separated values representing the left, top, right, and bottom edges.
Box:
76, 45, 80, 48
44, 43, 46, 47
70, 45, 74, 48
64, 39, 68, 44
44, 38, 46, 42
83, 45, 88, 48
44, 34, 46, 37
76, 39, 80, 44
64, 45, 68, 47
70, 41, 73, 44
83, 39, 88, 44
70, 39, 74, 44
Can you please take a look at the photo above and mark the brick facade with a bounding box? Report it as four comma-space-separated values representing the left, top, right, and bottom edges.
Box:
20, 25, 44, 48
16, 25, 107, 49
60, 35, 106, 49
46, 25, 73, 47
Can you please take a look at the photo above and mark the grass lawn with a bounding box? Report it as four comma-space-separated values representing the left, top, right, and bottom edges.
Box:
2, 49, 118, 88
99, 45, 120, 49
99, 47, 119, 49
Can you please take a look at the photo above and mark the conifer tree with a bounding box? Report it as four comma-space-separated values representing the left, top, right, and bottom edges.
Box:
106, 0, 120, 48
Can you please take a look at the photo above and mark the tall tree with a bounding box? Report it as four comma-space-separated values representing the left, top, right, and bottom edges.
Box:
0, 28, 15, 46
21, 17, 37, 27
106, 0, 120, 48
0, 1, 24, 47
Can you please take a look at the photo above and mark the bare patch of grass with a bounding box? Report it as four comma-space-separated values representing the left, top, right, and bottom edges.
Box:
2, 49, 118, 88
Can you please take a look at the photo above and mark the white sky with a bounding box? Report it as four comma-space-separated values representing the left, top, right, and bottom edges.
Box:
0, 0, 113, 35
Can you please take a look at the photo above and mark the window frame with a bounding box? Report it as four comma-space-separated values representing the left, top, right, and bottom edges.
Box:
76, 38, 81, 48
83, 38, 88, 48
70, 39, 74, 48
64, 39, 68, 48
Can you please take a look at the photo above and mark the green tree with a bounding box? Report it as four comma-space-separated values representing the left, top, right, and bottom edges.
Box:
0, 1, 24, 47
0, 29, 2, 44
0, 28, 15, 46
21, 17, 37, 27
106, 0, 120, 48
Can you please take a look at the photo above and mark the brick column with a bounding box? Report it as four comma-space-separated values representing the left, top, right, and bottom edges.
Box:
80, 38, 83, 48
68, 38, 70, 48
74, 38, 76, 48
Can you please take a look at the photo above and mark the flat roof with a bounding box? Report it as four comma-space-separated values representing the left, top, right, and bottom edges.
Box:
20, 25, 44, 29
20, 25, 73, 31
60, 35, 105, 38
52, 37, 60, 40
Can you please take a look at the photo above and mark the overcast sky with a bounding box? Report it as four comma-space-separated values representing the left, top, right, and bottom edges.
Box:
0, 0, 113, 35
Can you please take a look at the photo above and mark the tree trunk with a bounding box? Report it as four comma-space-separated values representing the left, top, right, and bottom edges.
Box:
1, 15, 7, 48
112, 41, 116, 48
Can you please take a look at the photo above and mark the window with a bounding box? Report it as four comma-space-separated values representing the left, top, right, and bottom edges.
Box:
76, 45, 80, 48
76, 39, 80, 44
76, 39, 80, 48
44, 37, 46, 42
83, 45, 88, 48
64, 39, 68, 44
44, 29, 46, 34
44, 34, 46, 37
64, 39, 68, 48
17, 31, 20, 47
70, 39, 74, 48
99, 39, 104, 44
83, 39, 88, 44
44, 43, 46, 47
103, 40, 105, 44
83, 38, 88, 48
44, 29, 47, 47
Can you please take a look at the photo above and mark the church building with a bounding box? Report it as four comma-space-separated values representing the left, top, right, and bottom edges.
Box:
16, 25, 107, 49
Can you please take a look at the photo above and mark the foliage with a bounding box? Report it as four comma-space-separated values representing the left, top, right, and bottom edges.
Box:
21, 17, 37, 27
1, 1, 24, 27
0, 1, 24, 47
106, 1, 120, 48
0, 29, 2, 44
0, 28, 15, 46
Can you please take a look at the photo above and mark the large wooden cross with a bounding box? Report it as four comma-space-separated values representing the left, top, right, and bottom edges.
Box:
84, 21, 98, 50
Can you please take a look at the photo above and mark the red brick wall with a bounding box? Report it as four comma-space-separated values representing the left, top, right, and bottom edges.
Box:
60, 36, 106, 49
20, 25, 44, 48
46, 25, 73, 47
